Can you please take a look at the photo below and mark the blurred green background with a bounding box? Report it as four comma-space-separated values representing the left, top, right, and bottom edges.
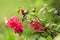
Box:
0, 0, 60, 40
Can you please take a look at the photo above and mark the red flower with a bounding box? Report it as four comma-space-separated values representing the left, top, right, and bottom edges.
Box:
29, 18, 45, 32
30, 22, 45, 31
8, 16, 24, 33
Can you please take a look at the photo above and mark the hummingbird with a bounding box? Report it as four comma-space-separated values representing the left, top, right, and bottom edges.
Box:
21, 9, 29, 22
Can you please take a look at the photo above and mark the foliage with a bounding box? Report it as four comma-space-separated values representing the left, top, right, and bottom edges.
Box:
0, 0, 60, 40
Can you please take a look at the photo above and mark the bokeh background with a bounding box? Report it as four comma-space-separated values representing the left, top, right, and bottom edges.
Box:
0, 0, 60, 40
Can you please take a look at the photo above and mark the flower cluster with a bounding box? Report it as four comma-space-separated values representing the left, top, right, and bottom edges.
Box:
29, 18, 45, 32
4, 16, 24, 33
8, 16, 24, 33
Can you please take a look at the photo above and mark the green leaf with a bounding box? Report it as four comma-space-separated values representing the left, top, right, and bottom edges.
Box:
39, 36, 46, 40
47, 35, 52, 40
